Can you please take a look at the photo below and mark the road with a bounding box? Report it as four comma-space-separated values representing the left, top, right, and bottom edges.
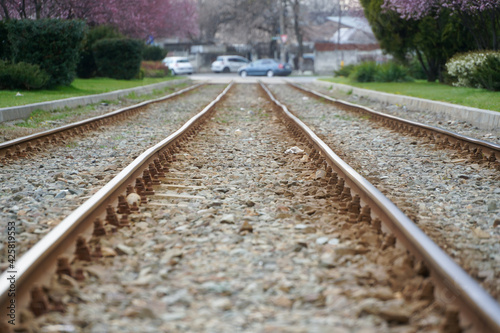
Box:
189, 72, 325, 84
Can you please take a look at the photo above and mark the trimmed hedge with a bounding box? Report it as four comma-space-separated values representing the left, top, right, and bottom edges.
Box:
0, 60, 50, 90
446, 51, 500, 91
93, 38, 143, 80
77, 25, 123, 79
5, 19, 86, 87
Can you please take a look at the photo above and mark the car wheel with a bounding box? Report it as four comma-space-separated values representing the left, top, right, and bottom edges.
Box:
240, 71, 247, 77
171, 69, 176, 76
266, 70, 274, 77
222, 67, 230, 73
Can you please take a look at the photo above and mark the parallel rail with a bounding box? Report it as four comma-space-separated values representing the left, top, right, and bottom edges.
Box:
0, 83, 204, 160
1, 82, 499, 332
261, 82, 500, 333
0, 82, 231, 313
287, 82, 500, 166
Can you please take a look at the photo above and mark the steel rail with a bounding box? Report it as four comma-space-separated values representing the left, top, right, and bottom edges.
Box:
287, 81, 500, 163
0, 83, 205, 159
260, 82, 500, 333
0, 82, 233, 312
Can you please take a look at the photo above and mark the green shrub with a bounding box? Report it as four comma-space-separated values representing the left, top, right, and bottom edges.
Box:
349, 61, 378, 82
334, 64, 355, 77
77, 25, 123, 79
143, 45, 167, 61
446, 51, 500, 91
0, 60, 49, 90
374, 62, 413, 82
93, 38, 143, 80
6, 19, 86, 87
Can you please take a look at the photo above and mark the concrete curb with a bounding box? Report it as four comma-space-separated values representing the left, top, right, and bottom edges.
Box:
0, 78, 190, 123
314, 80, 500, 131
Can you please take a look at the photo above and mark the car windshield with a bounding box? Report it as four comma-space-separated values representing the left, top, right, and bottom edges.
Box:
216, 57, 223, 61
177, 59, 189, 63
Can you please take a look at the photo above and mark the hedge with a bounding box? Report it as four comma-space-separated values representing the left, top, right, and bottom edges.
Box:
5, 19, 86, 87
93, 38, 143, 80
0, 60, 50, 90
77, 25, 123, 79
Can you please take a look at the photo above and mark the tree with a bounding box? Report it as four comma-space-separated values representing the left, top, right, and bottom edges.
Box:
0, 0, 199, 39
383, 0, 500, 50
361, 0, 472, 81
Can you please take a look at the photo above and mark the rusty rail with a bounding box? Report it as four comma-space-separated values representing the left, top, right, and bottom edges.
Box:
0, 82, 232, 314
0, 83, 205, 160
287, 82, 500, 165
261, 81, 500, 333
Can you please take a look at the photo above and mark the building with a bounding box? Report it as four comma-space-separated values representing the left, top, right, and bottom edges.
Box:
313, 16, 386, 74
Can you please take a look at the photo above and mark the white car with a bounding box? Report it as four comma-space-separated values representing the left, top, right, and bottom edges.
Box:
211, 55, 249, 73
162, 57, 193, 75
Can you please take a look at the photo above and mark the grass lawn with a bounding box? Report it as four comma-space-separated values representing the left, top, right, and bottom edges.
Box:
0, 77, 182, 108
321, 77, 500, 112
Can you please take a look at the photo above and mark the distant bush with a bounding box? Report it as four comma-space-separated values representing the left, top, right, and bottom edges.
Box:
446, 51, 500, 91
349, 61, 378, 82
0, 60, 50, 90
143, 45, 167, 61
5, 19, 86, 87
93, 38, 143, 80
334, 64, 355, 77
346, 61, 414, 83
374, 62, 413, 82
141, 61, 170, 77
77, 25, 123, 78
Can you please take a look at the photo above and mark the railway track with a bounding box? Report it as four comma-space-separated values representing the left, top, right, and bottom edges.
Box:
1, 82, 499, 332
0, 83, 204, 161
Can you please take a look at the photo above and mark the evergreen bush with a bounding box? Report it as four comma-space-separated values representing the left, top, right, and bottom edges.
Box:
6, 19, 86, 87
77, 25, 123, 78
93, 38, 143, 80
349, 61, 378, 82
143, 45, 167, 61
334, 64, 355, 77
0, 60, 50, 90
374, 62, 413, 82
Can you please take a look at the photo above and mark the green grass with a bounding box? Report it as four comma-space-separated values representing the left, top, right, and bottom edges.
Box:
0, 77, 181, 108
321, 78, 500, 112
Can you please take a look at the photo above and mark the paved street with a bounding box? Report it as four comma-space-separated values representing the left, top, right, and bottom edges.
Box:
189, 72, 326, 84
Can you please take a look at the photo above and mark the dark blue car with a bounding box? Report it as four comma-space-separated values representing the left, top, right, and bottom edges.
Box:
238, 59, 292, 77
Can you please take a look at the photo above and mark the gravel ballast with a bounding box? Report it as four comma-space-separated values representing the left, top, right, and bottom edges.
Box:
0, 85, 225, 266
270, 83, 500, 301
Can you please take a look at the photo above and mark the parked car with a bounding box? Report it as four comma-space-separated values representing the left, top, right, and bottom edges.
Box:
162, 56, 193, 75
211, 55, 250, 73
238, 59, 292, 77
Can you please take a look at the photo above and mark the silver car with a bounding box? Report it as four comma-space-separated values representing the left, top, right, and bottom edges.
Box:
162, 57, 193, 75
211, 55, 249, 73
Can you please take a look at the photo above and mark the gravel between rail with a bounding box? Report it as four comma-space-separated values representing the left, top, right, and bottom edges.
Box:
0, 84, 224, 266
30, 83, 449, 333
270, 83, 500, 302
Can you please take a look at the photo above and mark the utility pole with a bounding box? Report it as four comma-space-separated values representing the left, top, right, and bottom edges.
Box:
280, 0, 286, 62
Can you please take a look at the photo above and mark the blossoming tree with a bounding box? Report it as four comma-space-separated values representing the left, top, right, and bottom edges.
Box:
0, 0, 198, 39
383, 0, 500, 50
